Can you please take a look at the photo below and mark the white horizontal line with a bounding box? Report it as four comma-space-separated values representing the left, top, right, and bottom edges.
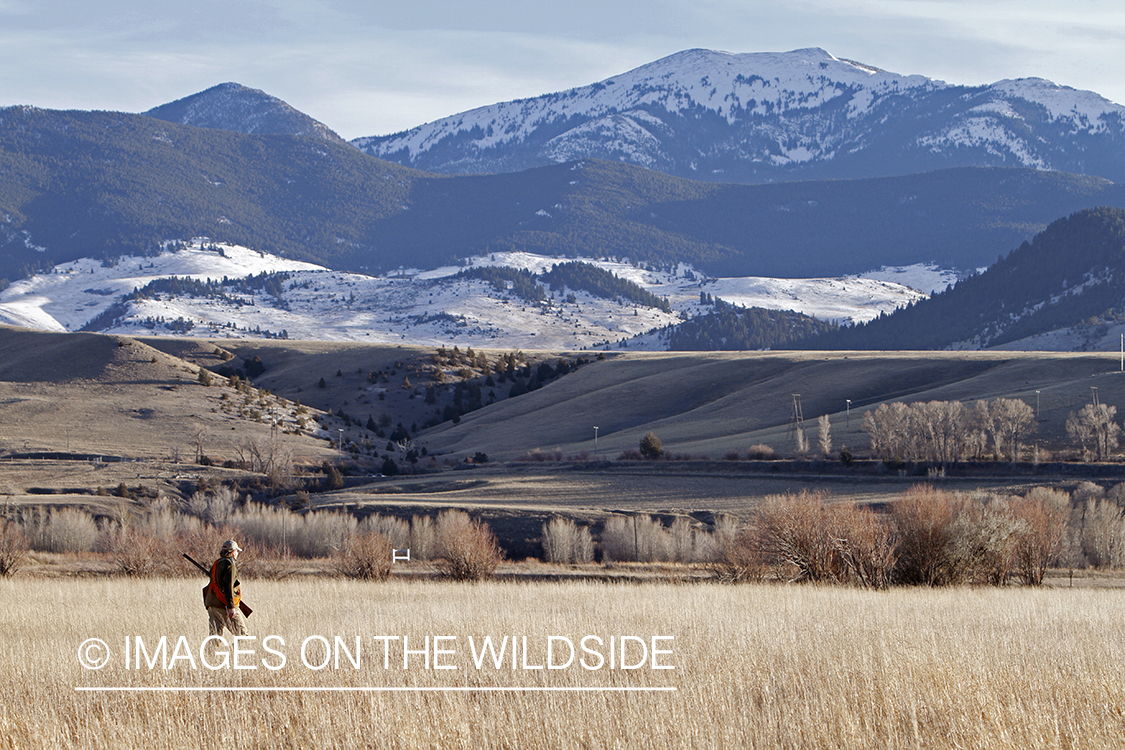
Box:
76, 686, 677, 693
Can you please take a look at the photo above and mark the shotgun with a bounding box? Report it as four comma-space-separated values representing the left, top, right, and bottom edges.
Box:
183, 553, 253, 618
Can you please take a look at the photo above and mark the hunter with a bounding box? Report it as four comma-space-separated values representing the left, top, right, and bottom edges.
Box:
204, 539, 247, 636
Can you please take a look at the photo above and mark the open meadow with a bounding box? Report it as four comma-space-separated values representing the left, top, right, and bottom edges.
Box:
2, 578, 1124, 750
7, 328, 1125, 747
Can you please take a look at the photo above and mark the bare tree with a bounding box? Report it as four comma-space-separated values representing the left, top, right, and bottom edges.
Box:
1067, 403, 1120, 462
985, 398, 1036, 462
235, 432, 294, 485
1009, 488, 1071, 585
794, 427, 808, 456
817, 414, 832, 457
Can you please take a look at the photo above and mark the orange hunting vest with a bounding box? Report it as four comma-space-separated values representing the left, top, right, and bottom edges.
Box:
209, 558, 241, 608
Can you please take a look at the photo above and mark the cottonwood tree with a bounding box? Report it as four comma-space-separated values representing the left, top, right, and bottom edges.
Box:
988, 398, 1036, 463
1067, 403, 1120, 461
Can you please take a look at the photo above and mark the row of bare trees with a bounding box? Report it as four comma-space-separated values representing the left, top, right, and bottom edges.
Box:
716, 484, 1125, 587
862, 398, 1036, 463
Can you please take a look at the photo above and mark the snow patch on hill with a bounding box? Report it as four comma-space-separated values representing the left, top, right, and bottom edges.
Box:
0, 241, 933, 349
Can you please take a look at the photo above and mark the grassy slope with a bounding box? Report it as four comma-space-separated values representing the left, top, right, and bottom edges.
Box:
0, 326, 336, 469
6, 326, 1122, 465
418, 350, 1123, 461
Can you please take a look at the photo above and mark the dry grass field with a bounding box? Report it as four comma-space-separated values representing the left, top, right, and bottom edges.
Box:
6, 329, 1125, 747
2, 577, 1124, 749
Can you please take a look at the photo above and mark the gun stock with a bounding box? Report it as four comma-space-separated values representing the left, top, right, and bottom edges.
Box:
182, 553, 253, 618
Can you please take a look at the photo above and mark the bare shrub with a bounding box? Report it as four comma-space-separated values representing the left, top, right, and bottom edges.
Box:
21, 507, 99, 553
0, 519, 28, 576
1106, 482, 1125, 507
229, 503, 300, 553
360, 514, 410, 551
518, 448, 563, 462
745, 444, 777, 460
601, 515, 675, 563
102, 523, 169, 576
100, 499, 206, 577
710, 526, 768, 583
177, 522, 239, 575
670, 517, 716, 563
334, 530, 393, 580
409, 515, 436, 561
231, 504, 355, 558
541, 517, 595, 564
600, 516, 635, 561
293, 511, 356, 558
832, 505, 897, 590
755, 491, 842, 583
891, 486, 965, 586
951, 495, 1023, 586
1079, 496, 1125, 569
1009, 488, 1071, 585
434, 510, 502, 581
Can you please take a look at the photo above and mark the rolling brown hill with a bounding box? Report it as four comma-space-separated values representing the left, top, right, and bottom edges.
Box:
4, 328, 1125, 527
6, 327, 1123, 467
416, 350, 1124, 461
0, 326, 336, 468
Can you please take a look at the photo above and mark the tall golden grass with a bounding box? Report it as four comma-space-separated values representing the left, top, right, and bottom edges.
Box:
2, 577, 1124, 749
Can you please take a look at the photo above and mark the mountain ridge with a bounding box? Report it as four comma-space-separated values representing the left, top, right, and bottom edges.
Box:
351, 47, 1125, 183
1, 101, 1124, 285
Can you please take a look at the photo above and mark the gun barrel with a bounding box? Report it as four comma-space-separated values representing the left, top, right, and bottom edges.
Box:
182, 553, 209, 575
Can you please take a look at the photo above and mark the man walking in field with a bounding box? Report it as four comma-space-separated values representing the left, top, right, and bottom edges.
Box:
205, 539, 247, 636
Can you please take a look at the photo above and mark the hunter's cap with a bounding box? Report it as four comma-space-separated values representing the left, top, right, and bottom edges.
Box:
221, 539, 243, 553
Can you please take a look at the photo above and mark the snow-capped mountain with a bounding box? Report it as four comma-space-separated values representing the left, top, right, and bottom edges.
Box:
145, 83, 344, 142
353, 48, 1125, 183
0, 240, 929, 350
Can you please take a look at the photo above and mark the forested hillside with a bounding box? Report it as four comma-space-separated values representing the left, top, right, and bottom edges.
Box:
2, 105, 1125, 287
794, 207, 1125, 350
662, 298, 837, 350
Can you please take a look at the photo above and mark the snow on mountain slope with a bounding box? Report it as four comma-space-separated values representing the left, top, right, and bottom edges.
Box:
353, 48, 1125, 183
357, 49, 928, 157
0, 242, 323, 333
0, 243, 928, 349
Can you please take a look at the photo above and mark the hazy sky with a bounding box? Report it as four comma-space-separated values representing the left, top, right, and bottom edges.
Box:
2, 0, 1122, 140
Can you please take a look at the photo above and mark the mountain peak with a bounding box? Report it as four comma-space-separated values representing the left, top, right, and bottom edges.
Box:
353, 47, 1125, 184
144, 83, 343, 142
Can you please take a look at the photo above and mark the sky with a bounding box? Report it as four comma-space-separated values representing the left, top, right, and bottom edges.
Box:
1, 0, 1123, 140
